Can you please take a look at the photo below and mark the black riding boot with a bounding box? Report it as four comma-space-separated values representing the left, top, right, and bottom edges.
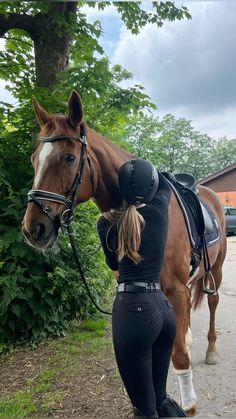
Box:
156, 396, 186, 417
133, 406, 158, 418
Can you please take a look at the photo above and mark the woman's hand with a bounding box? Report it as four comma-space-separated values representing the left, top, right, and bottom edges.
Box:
112, 270, 119, 281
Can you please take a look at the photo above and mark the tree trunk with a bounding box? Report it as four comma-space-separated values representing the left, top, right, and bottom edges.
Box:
0, 1, 78, 88
33, 22, 71, 88
32, 2, 78, 88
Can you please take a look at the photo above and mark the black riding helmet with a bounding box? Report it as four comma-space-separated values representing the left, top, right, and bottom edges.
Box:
118, 159, 159, 204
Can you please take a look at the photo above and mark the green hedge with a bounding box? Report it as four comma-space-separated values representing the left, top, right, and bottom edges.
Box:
0, 181, 113, 344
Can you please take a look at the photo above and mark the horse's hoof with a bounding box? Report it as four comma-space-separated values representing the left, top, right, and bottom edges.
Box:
181, 400, 197, 417
185, 405, 197, 417
205, 350, 220, 365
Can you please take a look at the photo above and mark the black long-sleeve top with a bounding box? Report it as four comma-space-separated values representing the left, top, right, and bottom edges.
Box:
97, 173, 171, 284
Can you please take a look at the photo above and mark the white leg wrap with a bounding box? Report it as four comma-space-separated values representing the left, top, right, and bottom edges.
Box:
173, 368, 197, 411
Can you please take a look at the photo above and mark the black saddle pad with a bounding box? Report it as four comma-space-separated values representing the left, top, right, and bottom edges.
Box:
161, 172, 220, 249
183, 197, 220, 248
200, 200, 220, 246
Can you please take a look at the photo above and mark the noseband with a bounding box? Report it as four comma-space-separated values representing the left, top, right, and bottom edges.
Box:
27, 124, 94, 227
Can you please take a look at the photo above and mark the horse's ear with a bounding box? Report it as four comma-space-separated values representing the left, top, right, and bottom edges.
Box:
68, 90, 83, 129
32, 97, 50, 127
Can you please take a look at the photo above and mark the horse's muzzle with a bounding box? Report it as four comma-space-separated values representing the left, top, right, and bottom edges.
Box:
22, 217, 59, 250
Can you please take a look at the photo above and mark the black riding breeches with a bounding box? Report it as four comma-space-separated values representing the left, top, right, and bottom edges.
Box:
112, 289, 176, 417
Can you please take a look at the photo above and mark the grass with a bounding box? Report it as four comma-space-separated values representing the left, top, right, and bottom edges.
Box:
77, 317, 107, 332
83, 336, 112, 354
38, 368, 57, 383
0, 317, 110, 417
33, 382, 51, 394
41, 392, 64, 412
0, 391, 36, 417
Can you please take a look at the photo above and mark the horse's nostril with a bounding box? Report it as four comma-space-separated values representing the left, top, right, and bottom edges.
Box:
22, 222, 46, 243
22, 227, 30, 239
34, 223, 46, 240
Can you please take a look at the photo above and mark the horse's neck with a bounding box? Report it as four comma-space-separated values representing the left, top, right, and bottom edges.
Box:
88, 127, 133, 212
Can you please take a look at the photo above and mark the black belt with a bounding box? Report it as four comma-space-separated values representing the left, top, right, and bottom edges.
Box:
117, 281, 161, 293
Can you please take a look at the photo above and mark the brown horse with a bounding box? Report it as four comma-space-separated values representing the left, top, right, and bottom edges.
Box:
22, 91, 227, 417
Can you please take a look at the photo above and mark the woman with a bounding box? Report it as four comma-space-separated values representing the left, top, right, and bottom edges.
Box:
97, 159, 186, 418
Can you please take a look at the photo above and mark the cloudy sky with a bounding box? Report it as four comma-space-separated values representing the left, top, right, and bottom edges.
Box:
84, 1, 236, 140
1, 1, 236, 140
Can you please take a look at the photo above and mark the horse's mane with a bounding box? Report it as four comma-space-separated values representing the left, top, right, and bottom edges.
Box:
88, 127, 134, 160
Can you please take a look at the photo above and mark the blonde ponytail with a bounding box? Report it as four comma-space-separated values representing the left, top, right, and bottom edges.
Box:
103, 203, 145, 264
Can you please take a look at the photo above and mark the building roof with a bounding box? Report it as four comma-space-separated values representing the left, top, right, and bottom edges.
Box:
197, 162, 236, 185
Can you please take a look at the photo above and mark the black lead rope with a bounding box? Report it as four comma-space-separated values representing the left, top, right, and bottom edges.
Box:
66, 223, 112, 316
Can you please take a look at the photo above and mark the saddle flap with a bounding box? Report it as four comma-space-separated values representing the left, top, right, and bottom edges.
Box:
200, 202, 214, 233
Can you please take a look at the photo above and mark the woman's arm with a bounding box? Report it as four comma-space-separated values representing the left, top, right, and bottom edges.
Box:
97, 217, 119, 271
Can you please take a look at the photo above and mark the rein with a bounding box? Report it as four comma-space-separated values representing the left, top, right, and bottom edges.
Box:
67, 223, 111, 316
27, 124, 112, 316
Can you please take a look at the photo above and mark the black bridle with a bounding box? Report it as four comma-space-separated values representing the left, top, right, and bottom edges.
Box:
28, 124, 94, 227
27, 124, 111, 316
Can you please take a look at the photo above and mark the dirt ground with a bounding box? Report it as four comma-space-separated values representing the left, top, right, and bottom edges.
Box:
0, 237, 235, 418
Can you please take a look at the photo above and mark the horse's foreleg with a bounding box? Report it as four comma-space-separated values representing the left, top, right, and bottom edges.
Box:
167, 286, 197, 417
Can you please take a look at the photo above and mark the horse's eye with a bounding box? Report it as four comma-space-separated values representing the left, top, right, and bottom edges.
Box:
64, 155, 76, 166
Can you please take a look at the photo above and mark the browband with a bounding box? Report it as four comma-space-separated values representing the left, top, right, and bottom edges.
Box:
39, 134, 86, 145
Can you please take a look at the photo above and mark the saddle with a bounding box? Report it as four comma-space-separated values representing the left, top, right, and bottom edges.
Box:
162, 172, 214, 239
161, 172, 220, 288
162, 172, 220, 294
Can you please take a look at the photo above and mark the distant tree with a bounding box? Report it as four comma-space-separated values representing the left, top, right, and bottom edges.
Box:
122, 114, 230, 179
211, 137, 236, 172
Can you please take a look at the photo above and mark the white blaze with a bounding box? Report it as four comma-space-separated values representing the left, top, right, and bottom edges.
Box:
34, 143, 54, 188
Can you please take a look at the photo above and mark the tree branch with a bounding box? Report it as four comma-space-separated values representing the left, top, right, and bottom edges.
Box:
47, 1, 67, 15
47, 1, 77, 16
0, 13, 36, 37
2, 35, 33, 47
65, 2, 78, 15
0, 67, 10, 79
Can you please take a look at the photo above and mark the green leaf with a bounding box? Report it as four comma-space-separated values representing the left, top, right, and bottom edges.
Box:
11, 304, 21, 318
8, 319, 15, 332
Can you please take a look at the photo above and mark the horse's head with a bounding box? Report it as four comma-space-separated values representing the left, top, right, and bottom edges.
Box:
22, 91, 94, 249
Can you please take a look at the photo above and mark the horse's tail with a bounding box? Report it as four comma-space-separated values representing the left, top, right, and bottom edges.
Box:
190, 276, 205, 310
